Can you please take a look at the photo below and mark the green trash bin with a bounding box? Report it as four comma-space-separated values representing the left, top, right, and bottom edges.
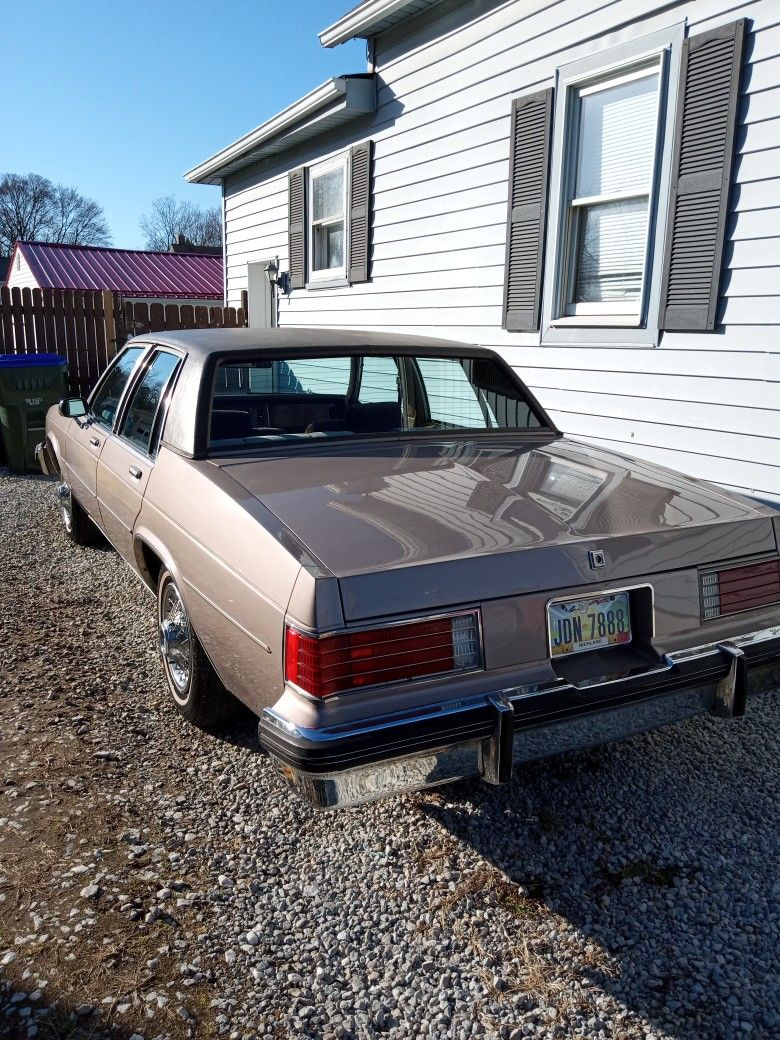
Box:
0, 353, 68, 474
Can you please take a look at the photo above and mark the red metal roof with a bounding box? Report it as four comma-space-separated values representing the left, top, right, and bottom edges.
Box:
17, 241, 224, 299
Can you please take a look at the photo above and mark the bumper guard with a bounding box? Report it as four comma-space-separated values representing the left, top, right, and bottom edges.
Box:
260, 624, 780, 809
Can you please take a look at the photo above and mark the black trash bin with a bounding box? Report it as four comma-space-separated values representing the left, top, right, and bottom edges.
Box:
0, 353, 68, 473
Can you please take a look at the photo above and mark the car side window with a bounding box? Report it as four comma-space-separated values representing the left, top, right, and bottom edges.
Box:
90, 346, 145, 428
119, 351, 180, 456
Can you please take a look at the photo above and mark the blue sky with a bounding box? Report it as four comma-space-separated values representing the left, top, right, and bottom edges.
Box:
1, 1, 364, 249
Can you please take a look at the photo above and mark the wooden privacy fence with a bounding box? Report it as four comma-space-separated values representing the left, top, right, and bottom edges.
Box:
0, 286, 248, 397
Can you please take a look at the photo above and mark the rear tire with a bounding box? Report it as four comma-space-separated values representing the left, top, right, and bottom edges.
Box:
157, 569, 238, 728
59, 483, 98, 546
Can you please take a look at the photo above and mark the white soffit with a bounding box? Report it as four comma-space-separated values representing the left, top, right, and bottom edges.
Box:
185, 76, 376, 185
319, 0, 444, 48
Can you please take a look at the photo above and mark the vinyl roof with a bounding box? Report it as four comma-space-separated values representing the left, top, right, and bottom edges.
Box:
15, 241, 224, 299
133, 326, 491, 360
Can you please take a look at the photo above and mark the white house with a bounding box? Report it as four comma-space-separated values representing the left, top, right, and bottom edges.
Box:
186, 0, 780, 505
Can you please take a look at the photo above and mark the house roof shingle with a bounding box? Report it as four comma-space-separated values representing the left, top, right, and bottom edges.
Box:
16, 241, 224, 299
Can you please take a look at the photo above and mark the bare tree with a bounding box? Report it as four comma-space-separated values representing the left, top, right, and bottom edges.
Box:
48, 184, 111, 247
0, 173, 54, 254
140, 195, 222, 251
195, 206, 223, 249
0, 172, 112, 255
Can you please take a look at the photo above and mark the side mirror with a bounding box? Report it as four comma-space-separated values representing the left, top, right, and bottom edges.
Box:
59, 397, 88, 419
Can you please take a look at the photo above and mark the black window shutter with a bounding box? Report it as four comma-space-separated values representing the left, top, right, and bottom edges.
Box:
349, 140, 373, 284
503, 88, 553, 332
288, 167, 306, 290
660, 19, 747, 331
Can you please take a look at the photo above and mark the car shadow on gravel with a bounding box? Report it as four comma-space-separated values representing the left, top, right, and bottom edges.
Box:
417, 694, 780, 1040
200, 705, 265, 754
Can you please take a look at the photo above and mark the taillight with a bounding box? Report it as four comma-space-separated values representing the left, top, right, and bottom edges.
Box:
284, 611, 482, 698
700, 558, 780, 620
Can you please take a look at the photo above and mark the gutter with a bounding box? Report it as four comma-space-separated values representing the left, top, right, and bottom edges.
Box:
185, 76, 376, 186
319, 0, 430, 48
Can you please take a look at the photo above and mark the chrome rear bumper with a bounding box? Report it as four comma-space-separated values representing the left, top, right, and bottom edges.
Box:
260, 625, 780, 809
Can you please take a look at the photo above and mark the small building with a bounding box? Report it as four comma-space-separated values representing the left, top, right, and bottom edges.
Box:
5, 240, 224, 307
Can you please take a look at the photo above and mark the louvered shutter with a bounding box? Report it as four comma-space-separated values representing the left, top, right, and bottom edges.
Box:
288, 167, 306, 290
503, 88, 553, 332
660, 19, 746, 331
349, 141, 373, 284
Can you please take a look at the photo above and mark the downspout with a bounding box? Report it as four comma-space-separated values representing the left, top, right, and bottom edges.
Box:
220, 179, 228, 306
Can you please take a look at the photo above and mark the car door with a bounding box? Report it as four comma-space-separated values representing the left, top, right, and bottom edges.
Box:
64, 345, 147, 523
96, 348, 182, 564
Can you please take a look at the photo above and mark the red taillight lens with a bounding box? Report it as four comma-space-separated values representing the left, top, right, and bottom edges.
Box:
284, 611, 481, 698
700, 558, 780, 620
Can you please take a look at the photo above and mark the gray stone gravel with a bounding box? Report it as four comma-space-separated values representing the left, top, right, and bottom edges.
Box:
1, 467, 779, 1040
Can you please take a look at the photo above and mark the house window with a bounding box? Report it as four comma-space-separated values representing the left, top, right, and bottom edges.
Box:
540, 23, 684, 345
308, 156, 347, 281
562, 62, 662, 318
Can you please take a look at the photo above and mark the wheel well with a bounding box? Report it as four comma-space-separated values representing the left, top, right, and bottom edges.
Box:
137, 541, 164, 590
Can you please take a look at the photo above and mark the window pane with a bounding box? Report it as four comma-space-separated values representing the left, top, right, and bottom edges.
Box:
312, 168, 344, 221
358, 356, 400, 404
575, 71, 659, 198
283, 357, 351, 394
209, 354, 541, 448
90, 346, 145, 427
218, 359, 350, 395
313, 222, 344, 271
120, 351, 179, 454
416, 358, 488, 428
573, 197, 648, 303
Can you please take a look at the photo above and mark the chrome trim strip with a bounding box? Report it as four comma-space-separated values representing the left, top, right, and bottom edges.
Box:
181, 576, 272, 654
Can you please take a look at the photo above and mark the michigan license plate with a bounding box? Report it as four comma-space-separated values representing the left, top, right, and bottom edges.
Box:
547, 591, 632, 658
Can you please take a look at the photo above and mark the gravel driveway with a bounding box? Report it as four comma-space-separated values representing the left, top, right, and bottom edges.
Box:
1, 468, 778, 1040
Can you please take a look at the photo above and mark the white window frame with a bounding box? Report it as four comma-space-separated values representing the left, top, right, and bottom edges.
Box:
541, 23, 684, 347
307, 153, 349, 286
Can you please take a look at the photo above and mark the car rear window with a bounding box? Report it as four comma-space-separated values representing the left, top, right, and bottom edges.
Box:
208, 353, 543, 449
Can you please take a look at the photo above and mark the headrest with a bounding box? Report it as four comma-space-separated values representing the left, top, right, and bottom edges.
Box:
211, 409, 252, 441
346, 401, 402, 432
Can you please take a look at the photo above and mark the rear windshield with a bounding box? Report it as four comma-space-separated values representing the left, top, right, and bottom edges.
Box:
208, 353, 544, 449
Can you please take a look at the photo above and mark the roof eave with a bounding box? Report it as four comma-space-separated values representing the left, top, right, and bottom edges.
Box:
185, 75, 376, 186
319, 0, 440, 48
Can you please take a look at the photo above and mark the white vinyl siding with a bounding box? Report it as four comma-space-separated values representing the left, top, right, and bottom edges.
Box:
5, 249, 39, 291
222, 0, 780, 503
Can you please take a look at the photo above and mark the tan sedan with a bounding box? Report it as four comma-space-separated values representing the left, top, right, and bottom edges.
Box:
37, 329, 780, 808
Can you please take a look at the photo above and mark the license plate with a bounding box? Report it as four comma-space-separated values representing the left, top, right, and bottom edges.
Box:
547, 591, 632, 658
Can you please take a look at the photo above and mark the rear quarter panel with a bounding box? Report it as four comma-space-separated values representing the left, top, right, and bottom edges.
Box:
135, 449, 303, 713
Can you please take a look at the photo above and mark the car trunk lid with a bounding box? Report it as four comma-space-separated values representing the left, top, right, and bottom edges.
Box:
218, 436, 777, 621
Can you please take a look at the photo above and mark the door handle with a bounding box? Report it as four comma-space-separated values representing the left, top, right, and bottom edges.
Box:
128, 466, 142, 480
89, 436, 100, 448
